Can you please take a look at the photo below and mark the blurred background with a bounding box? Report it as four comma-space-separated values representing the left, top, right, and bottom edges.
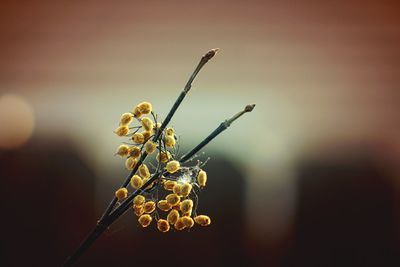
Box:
1, 0, 400, 266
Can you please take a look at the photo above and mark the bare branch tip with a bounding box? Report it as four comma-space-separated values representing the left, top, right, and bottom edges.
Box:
244, 104, 256, 112
203, 48, 220, 61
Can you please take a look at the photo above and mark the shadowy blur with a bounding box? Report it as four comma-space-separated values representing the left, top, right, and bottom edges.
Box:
0, 143, 248, 267
0, 137, 97, 266
284, 145, 399, 267
1, 0, 400, 266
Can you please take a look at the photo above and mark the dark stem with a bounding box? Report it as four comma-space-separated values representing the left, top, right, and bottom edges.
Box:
180, 104, 255, 162
99, 48, 218, 222
63, 48, 219, 266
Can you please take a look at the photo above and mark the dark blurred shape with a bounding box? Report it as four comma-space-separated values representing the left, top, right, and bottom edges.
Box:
283, 147, 399, 267
0, 141, 249, 266
0, 137, 97, 267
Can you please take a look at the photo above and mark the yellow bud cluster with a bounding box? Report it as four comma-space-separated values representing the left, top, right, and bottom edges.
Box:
132, 194, 157, 228
114, 100, 213, 232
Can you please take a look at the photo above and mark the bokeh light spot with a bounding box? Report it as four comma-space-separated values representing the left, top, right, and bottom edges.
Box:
0, 94, 35, 149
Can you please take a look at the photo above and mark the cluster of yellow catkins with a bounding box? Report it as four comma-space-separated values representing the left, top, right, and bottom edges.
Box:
114, 101, 211, 232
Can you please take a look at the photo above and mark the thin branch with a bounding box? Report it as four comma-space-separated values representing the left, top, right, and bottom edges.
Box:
63, 49, 219, 267
64, 103, 255, 267
108, 104, 255, 221
99, 48, 219, 222
179, 104, 255, 162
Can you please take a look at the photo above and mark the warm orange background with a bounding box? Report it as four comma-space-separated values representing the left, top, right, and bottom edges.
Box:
1, 1, 400, 266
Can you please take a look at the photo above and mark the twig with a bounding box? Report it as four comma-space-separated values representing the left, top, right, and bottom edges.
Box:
99, 48, 219, 221
64, 104, 255, 266
179, 104, 256, 162
108, 104, 256, 222
63, 48, 219, 267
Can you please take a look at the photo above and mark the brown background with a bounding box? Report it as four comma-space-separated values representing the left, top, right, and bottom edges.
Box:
1, 0, 400, 266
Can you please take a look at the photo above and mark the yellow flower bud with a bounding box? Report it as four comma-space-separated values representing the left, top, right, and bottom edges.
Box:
197, 170, 207, 187
157, 219, 170, 233
182, 216, 194, 228
163, 180, 177, 191
157, 200, 172, 211
165, 127, 174, 136
166, 160, 180, 174
132, 133, 145, 144
180, 199, 193, 214
128, 146, 141, 159
167, 209, 180, 225
144, 141, 157, 154
119, 112, 133, 126
137, 101, 152, 115
138, 164, 150, 179
115, 188, 128, 201
172, 183, 181, 195
141, 130, 152, 141
134, 205, 144, 217
114, 125, 129, 136
174, 218, 186, 231
138, 214, 152, 227
116, 144, 129, 157
133, 106, 142, 118
180, 183, 192, 197
164, 135, 176, 148
143, 201, 156, 213
141, 117, 154, 131
130, 175, 143, 189
166, 193, 180, 206
182, 208, 192, 217
125, 157, 137, 170
194, 215, 211, 226
156, 151, 171, 163
133, 195, 145, 206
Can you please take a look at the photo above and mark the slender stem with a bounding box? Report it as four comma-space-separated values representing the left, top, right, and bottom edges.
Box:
99, 48, 219, 222
108, 104, 256, 221
63, 49, 219, 266
180, 104, 255, 162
